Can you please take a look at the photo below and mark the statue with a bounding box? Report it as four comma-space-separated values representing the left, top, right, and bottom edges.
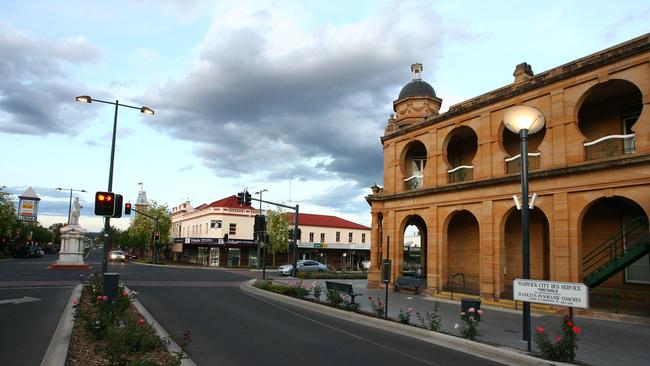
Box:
70, 197, 81, 226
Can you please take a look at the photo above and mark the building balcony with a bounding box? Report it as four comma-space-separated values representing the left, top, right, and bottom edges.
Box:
584, 134, 635, 161
505, 153, 541, 175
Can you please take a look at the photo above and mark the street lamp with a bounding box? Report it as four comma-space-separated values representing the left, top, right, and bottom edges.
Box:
254, 189, 268, 270
76, 95, 154, 275
503, 105, 545, 353
56, 187, 87, 224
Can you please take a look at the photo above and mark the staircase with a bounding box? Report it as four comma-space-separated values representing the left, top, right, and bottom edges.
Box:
583, 217, 650, 288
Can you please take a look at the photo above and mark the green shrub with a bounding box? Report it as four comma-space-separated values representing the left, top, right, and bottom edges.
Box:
416, 302, 441, 331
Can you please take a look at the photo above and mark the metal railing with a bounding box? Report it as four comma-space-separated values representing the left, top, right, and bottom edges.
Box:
505, 153, 541, 175
449, 272, 465, 301
447, 166, 474, 183
584, 134, 635, 161
403, 175, 423, 191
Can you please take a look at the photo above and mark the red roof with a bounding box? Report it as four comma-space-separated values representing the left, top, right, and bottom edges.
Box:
206, 195, 256, 210
287, 213, 369, 230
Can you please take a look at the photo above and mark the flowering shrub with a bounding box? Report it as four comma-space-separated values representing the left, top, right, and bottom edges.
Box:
311, 281, 322, 302
287, 280, 309, 299
416, 301, 441, 331
534, 316, 581, 362
455, 307, 483, 340
326, 289, 346, 307
398, 307, 413, 324
73, 273, 189, 365
368, 296, 385, 318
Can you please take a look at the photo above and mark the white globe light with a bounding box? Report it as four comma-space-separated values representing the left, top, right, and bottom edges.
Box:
503, 105, 546, 134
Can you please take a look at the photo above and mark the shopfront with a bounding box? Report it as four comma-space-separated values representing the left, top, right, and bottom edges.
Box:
173, 237, 258, 268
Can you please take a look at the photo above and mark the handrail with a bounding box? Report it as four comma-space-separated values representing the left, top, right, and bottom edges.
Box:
583, 217, 649, 275
504, 152, 541, 162
447, 165, 474, 173
449, 272, 465, 301
403, 174, 423, 182
583, 133, 635, 147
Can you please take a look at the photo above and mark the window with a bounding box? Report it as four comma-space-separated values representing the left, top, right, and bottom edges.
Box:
205, 223, 208, 234
309, 232, 314, 242
320, 233, 325, 243
229, 223, 237, 235
348, 232, 353, 243
362, 233, 366, 243
335, 232, 340, 242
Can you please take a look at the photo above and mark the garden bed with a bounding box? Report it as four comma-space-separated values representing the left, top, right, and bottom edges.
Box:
67, 275, 188, 365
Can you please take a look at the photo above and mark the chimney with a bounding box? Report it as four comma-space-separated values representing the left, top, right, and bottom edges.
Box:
513, 62, 533, 84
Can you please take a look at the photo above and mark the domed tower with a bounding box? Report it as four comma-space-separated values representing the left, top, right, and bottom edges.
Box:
385, 63, 442, 134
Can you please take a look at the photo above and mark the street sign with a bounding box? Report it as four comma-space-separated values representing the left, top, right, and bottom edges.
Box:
513, 279, 589, 309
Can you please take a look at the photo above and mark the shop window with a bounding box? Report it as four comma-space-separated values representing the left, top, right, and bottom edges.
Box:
229, 223, 237, 235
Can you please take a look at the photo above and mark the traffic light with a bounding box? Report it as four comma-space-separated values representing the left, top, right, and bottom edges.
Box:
94, 191, 116, 216
124, 203, 132, 215
112, 194, 123, 218
245, 191, 252, 206
223, 234, 229, 243
152, 231, 160, 241
237, 192, 244, 205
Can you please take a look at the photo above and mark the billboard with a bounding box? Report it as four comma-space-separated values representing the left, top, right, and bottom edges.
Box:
18, 198, 38, 222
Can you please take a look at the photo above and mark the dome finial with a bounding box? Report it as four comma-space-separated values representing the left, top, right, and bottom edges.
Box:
411, 63, 423, 80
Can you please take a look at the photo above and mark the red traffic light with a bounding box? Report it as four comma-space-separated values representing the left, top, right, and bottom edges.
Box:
124, 203, 132, 215
95, 191, 116, 216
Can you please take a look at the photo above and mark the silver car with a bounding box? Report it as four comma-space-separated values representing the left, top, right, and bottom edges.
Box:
109, 250, 126, 262
277, 260, 327, 276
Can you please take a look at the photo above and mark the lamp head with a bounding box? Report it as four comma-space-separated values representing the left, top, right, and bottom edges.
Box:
503, 105, 545, 134
140, 106, 155, 115
75, 95, 92, 103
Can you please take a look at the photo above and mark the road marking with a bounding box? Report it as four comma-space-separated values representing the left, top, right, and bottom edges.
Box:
0, 296, 42, 305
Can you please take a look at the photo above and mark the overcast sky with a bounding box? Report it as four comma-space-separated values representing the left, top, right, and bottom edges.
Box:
1, 0, 648, 231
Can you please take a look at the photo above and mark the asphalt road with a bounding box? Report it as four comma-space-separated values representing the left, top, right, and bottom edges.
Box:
0, 254, 89, 366
117, 261, 505, 366
0, 250, 505, 365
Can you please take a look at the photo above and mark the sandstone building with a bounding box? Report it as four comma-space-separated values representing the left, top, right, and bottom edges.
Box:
367, 34, 650, 316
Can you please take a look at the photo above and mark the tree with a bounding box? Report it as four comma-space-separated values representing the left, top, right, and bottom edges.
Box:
0, 189, 17, 240
266, 209, 289, 266
126, 201, 171, 259
49, 223, 65, 244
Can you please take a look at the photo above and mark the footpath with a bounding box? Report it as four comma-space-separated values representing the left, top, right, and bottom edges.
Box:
267, 277, 650, 366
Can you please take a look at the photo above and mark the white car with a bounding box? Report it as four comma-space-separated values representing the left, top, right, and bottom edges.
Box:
109, 250, 126, 262
278, 260, 328, 276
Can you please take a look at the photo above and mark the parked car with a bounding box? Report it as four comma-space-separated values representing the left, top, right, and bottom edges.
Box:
278, 260, 328, 276
109, 250, 126, 262
125, 252, 138, 260
28, 245, 44, 257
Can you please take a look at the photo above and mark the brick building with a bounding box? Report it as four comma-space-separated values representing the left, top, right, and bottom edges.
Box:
367, 34, 650, 316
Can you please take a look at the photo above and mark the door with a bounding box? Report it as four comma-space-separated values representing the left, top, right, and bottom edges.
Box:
209, 247, 220, 267
228, 248, 240, 267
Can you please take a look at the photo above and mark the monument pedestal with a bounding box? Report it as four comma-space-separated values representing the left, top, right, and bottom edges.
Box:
49, 224, 91, 270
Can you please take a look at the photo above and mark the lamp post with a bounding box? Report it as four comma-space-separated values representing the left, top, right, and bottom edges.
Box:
254, 189, 267, 269
76, 95, 154, 274
503, 105, 545, 353
56, 187, 86, 224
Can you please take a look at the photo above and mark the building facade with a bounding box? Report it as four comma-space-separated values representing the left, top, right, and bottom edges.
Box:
171, 196, 371, 270
367, 34, 650, 316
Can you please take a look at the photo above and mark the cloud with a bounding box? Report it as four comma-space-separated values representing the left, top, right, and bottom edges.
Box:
146, 2, 451, 201
0, 21, 100, 135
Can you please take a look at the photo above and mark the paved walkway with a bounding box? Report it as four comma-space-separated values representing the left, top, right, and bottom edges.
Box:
270, 277, 650, 366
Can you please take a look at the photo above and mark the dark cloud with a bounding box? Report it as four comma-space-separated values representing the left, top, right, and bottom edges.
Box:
0, 22, 100, 135
147, 3, 448, 200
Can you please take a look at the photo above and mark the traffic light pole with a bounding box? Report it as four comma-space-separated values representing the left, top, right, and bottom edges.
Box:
102, 101, 119, 275
247, 196, 299, 277
131, 207, 160, 263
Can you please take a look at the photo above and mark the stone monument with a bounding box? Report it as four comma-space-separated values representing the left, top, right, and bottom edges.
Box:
51, 197, 91, 269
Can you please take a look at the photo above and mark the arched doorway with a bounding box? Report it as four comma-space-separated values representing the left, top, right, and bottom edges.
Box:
445, 210, 479, 294
580, 197, 649, 316
502, 207, 550, 298
402, 215, 427, 279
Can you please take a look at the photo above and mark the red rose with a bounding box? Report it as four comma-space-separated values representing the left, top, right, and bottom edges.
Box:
535, 326, 545, 333
572, 325, 581, 334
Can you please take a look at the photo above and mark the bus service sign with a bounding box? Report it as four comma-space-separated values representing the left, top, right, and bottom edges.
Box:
513, 279, 589, 309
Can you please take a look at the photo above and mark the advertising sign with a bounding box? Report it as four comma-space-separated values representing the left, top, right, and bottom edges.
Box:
18, 198, 38, 222
513, 279, 589, 309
